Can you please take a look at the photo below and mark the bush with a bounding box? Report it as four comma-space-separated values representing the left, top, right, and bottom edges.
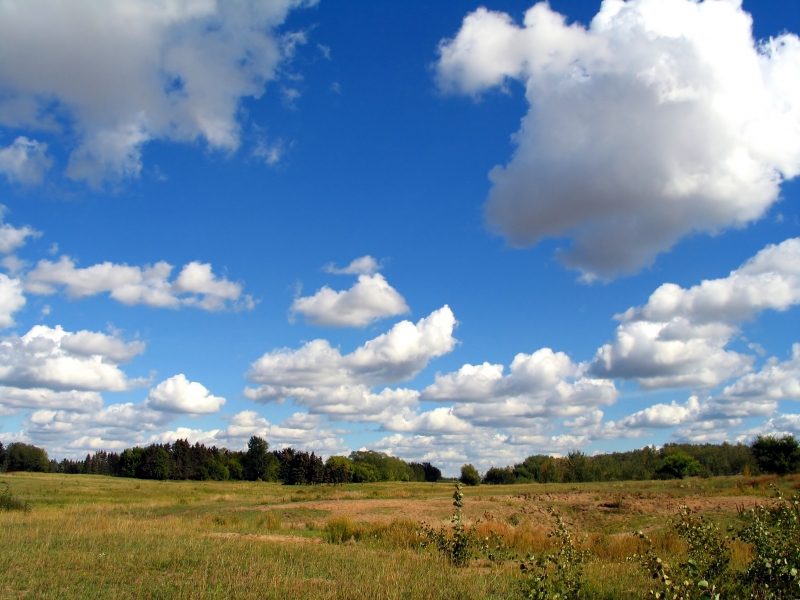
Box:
5, 443, 49, 472
459, 464, 481, 486
0, 484, 30, 512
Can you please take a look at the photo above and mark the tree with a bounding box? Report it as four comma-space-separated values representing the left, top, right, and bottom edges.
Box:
5, 443, 49, 472
459, 464, 481, 486
751, 435, 800, 475
243, 436, 270, 481
657, 451, 702, 479
483, 466, 515, 485
0, 441, 6, 471
325, 456, 352, 485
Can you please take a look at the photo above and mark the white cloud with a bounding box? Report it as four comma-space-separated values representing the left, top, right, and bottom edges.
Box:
146, 374, 225, 414
0, 137, 53, 185
0, 209, 39, 254
247, 305, 457, 394
437, 0, 800, 278
25, 256, 252, 311
591, 238, 800, 388
324, 255, 382, 276
421, 348, 618, 426
291, 273, 409, 327
0, 274, 26, 329
0, 325, 144, 392
0, 387, 103, 413
0, 0, 314, 187
218, 410, 349, 455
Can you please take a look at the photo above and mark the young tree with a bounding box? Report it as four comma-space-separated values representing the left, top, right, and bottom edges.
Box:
459, 464, 481, 486
751, 435, 800, 475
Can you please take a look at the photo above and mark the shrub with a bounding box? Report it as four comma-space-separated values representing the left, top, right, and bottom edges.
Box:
0, 484, 30, 512
417, 482, 483, 567
736, 491, 800, 598
519, 509, 590, 599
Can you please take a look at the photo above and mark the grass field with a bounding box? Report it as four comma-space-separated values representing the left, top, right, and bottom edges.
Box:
1, 472, 798, 599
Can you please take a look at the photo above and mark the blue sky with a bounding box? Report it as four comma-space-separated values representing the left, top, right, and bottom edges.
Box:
0, 0, 799, 474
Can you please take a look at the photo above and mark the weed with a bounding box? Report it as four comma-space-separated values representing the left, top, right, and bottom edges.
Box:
417, 483, 486, 567
735, 491, 800, 598
519, 509, 590, 599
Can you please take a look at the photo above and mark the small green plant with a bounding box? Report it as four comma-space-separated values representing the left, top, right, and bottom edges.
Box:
735, 491, 800, 599
417, 482, 483, 567
0, 484, 30, 513
634, 505, 734, 599
519, 509, 590, 599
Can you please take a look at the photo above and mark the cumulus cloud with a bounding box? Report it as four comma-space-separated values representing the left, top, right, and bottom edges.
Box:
146, 374, 225, 414
421, 348, 618, 427
218, 410, 349, 454
0, 325, 144, 391
245, 306, 457, 419
248, 305, 457, 391
291, 273, 409, 327
0, 137, 53, 185
25, 256, 252, 311
591, 238, 800, 388
437, 0, 800, 278
0, 0, 314, 187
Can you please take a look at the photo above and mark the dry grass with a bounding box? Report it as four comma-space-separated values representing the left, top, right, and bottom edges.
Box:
0, 472, 795, 599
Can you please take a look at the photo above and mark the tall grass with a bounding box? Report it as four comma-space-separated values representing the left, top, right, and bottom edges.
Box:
1, 472, 798, 599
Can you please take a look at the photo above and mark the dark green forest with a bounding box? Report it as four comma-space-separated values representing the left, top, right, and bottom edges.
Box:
1, 434, 798, 485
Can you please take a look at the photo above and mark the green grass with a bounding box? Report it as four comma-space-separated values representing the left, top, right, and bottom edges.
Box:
0, 472, 796, 599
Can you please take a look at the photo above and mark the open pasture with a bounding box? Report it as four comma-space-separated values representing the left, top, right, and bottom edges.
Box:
1, 473, 797, 599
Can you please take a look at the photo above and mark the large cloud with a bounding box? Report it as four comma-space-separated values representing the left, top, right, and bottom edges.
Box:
245, 305, 457, 419
0, 0, 313, 186
591, 238, 800, 388
25, 256, 253, 311
0, 325, 145, 391
247, 305, 457, 392
420, 348, 618, 426
437, 0, 800, 278
291, 272, 409, 328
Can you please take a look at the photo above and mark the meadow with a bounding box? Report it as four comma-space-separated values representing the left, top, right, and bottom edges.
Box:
1, 472, 798, 599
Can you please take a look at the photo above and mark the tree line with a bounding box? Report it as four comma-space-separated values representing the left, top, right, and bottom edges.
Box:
462, 435, 800, 486
0, 437, 442, 484
2, 435, 798, 484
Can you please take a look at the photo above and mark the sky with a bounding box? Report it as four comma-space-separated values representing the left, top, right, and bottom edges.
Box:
0, 0, 799, 475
